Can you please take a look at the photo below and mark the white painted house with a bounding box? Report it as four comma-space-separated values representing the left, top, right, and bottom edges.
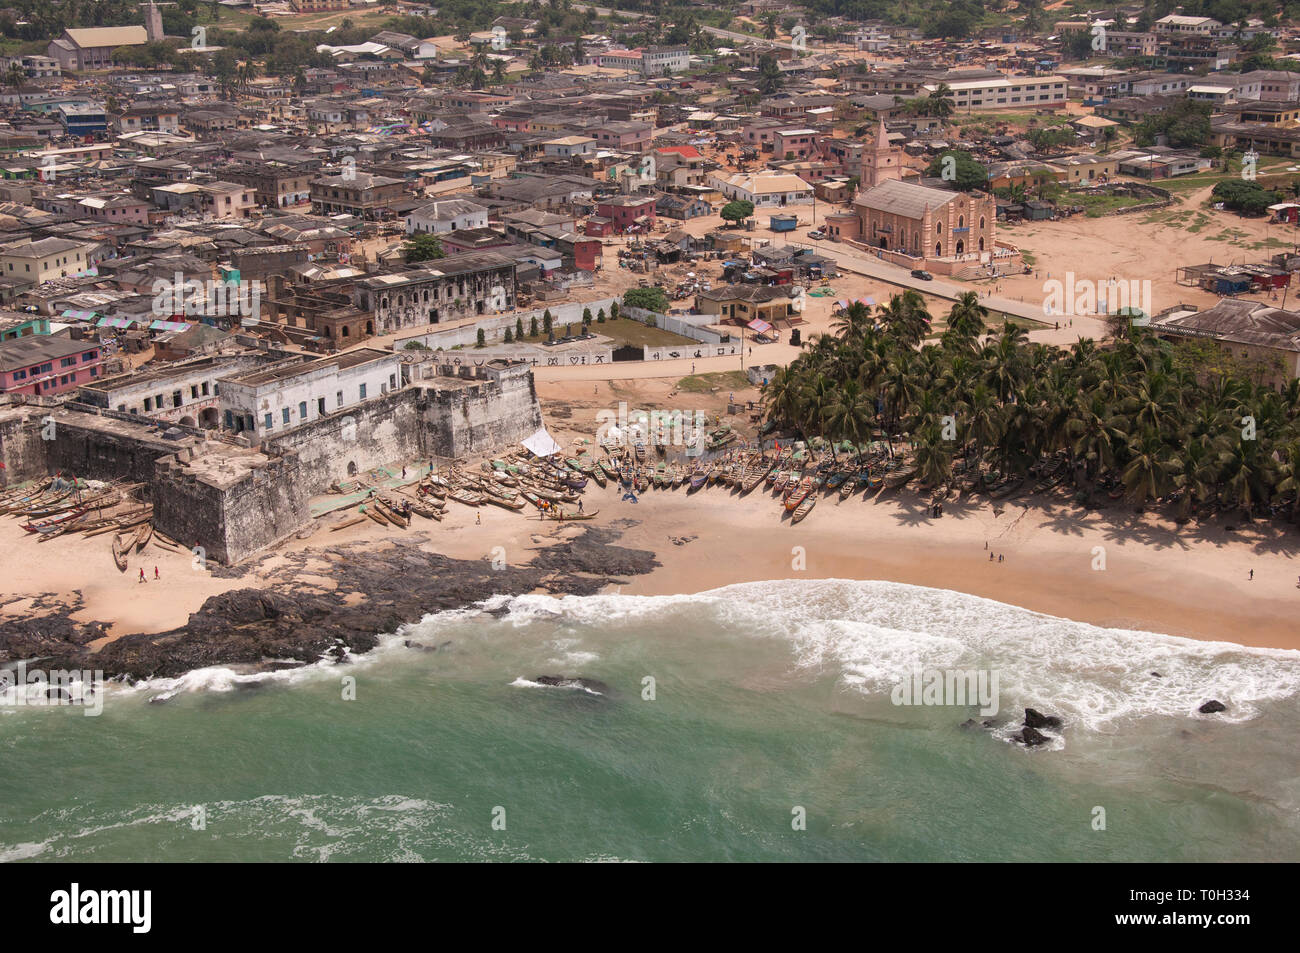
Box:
219, 348, 402, 438
708, 171, 815, 208
405, 198, 490, 235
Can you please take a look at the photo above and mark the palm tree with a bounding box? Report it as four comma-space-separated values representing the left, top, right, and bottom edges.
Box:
822, 379, 874, 450
925, 83, 955, 118
831, 301, 872, 341
1121, 429, 1174, 505
946, 291, 988, 341
762, 13, 778, 41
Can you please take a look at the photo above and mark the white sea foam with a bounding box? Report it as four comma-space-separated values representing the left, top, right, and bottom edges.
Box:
484, 579, 1300, 733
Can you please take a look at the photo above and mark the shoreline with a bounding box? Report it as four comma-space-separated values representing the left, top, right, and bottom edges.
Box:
609, 485, 1300, 652
3, 472, 1299, 676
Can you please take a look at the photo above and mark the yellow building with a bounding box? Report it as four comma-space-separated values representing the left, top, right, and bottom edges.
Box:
0, 237, 93, 283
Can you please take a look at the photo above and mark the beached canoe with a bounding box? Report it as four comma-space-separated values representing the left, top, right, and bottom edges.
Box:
133, 522, 153, 551
331, 514, 369, 532
112, 532, 129, 572
791, 496, 816, 524
785, 477, 813, 511
375, 498, 408, 528
545, 509, 598, 521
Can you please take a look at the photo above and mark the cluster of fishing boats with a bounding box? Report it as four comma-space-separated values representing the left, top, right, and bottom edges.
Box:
328, 451, 603, 531
323, 436, 911, 534
0, 475, 184, 572
601, 442, 913, 524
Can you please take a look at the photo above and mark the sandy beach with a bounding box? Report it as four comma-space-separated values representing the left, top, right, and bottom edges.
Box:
4, 425, 1298, 657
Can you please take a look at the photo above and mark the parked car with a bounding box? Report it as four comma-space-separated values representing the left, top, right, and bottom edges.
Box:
807, 230, 826, 240
910, 269, 933, 281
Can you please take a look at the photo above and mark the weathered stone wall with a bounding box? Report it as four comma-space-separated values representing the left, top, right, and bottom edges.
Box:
423, 363, 543, 458
0, 405, 50, 484
0, 402, 184, 489
153, 451, 310, 565
263, 388, 426, 493
45, 418, 183, 486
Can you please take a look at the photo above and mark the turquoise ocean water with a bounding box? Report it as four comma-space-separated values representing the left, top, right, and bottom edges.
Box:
2, 579, 1298, 862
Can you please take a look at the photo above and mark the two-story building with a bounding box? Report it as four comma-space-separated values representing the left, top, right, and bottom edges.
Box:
0, 238, 95, 284
352, 253, 517, 332
0, 335, 103, 396
219, 347, 402, 437
310, 172, 406, 220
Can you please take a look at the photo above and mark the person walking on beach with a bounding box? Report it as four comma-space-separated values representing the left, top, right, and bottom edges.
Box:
989, 552, 994, 562
138, 568, 146, 583
475, 512, 481, 525
1249, 569, 1254, 580
578, 500, 584, 514
154, 566, 159, 580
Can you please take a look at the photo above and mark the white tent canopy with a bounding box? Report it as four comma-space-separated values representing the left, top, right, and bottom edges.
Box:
522, 427, 562, 458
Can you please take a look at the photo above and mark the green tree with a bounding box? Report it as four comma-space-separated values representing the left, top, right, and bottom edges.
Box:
720, 199, 756, 224
623, 287, 670, 313
403, 233, 445, 263
476, 328, 486, 348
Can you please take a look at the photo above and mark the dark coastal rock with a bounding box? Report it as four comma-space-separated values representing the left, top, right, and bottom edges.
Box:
960, 718, 980, 729
1024, 707, 1063, 730
1150, 672, 1162, 678
1016, 726, 1048, 747
2, 526, 660, 682
533, 675, 610, 695
1198, 699, 1227, 714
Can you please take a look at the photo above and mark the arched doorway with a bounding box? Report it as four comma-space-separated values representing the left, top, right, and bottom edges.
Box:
878, 237, 887, 249
179, 415, 196, 427
347, 461, 358, 477
935, 241, 942, 256
978, 237, 985, 251
955, 240, 964, 255
200, 408, 220, 428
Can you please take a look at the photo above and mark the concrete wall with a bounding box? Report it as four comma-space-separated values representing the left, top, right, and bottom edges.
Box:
392, 298, 617, 352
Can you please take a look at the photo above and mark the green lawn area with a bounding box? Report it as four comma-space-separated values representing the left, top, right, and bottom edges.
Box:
676, 370, 752, 393
1070, 191, 1153, 216
592, 318, 698, 348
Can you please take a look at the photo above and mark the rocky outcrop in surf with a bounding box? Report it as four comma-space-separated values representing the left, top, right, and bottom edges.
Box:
1, 525, 658, 681
1024, 708, 1063, 730
533, 675, 610, 695
1198, 699, 1227, 714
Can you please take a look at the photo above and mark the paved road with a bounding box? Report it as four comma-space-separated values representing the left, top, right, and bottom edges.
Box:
794, 237, 1111, 342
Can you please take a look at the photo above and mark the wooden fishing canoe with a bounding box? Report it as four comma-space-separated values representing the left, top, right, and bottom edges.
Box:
785, 477, 813, 511
133, 522, 153, 551
112, 532, 129, 573
791, 496, 816, 524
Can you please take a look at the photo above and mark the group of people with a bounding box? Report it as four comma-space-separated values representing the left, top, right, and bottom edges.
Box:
138, 566, 159, 583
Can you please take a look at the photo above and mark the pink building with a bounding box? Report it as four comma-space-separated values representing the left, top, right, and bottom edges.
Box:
0, 335, 103, 396
773, 128, 819, 161
595, 195, 656, 234
76, 193, 151, 225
